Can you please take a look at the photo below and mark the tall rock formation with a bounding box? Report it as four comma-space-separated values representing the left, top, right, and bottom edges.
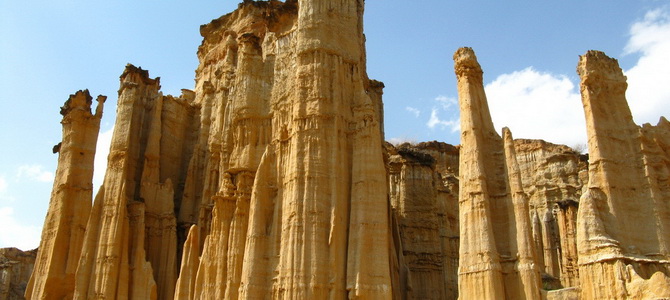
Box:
26, 1, 391, 299
576, 50, 670, 299
25, 90, 104, 300
454, 47, 542, 300
174, 1, 392, 298
25, 1, 670, 299
73, 66, 196, 300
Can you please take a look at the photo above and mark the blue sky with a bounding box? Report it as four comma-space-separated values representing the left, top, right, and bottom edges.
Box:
1, 1, 669, 250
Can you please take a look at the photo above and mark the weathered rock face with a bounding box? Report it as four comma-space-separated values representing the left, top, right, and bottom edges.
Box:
576, 50, 670, 299
25, 90, 104, 300
176, 1, 392, 298
386, 142, 459, 300
513, 139, 586, 288
28, 1, 391, 299
1, 248, 37, 300
454, 47, 542, 300
73, 66, 196, 300
384, 138, 589, 299
24, 1, 670, 299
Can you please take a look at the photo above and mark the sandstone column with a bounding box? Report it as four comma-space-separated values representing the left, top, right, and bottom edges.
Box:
73, 65, 195, 300
555, 200, 579, 287
454, 47, 541, 300
576, 50, 670, 299
502, 128, 542, 300
173, 226, 199, 300
25, 90, 104, 300
455, 47, 505, 300
169, 1, 392, 299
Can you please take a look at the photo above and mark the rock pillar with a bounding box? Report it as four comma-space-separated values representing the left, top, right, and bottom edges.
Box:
455, 47, 541, 300
576, 50, 670, 299
25, 90, 104, 300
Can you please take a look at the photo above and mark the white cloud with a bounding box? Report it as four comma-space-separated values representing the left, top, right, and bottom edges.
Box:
16, 164, 54, 183
425, 95, 460, 134
464, 7, 670, 148
0, 206, 41, 250
483, 67, 586, 147
387, 136, 418, 145
435, 95, 457, 110
93, 126, 114, 194
0, 176, 7, 195
427, 108, 460, 132
624, 7, 670, 126
405, 106, 421, 117
0, 175, 16, 203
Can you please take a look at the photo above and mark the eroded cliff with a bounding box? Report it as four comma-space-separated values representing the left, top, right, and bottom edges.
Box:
177, 1, 391, 298
29, 1, 391, 299
514, 139, 586, 288
386, 142, 460, 299
1, 248, 37, 300
22, 1, 670, 300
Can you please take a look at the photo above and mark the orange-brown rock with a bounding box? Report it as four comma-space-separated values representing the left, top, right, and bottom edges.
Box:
1, 247, 37, 300
386, 142, 459, 299
173, 225, 199, 300
513, 139, 586, 287
24, 1, 670, 300
26, 1, 392, 299
175, 1, 393, 298
454, 47, 542, 300
72, 66, 196, 300
576, 50, 670, 299
25, 90, 104, 300
413, 142, 460, 300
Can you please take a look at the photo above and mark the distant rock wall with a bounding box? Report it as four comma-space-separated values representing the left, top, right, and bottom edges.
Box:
386, 142, 459, 299
1, 248, 36, 300
384, 139, 585, 299
514, 139, 586, 288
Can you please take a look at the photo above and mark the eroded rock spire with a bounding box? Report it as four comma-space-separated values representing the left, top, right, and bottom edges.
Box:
454, 47, 541, 300
26, 90, 104, 300
576, 50, 670, 299
72, 65, 196, 300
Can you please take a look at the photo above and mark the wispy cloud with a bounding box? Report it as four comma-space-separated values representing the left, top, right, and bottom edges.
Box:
484, 67, 585, 146
387, 136, 418, 145
16, 164, 54, 183
0, 176, 7, 195
0, 206, 41, 250
624, 7, 670, 126
427, 108, 460, 132
425, 95, 460, 133
435, 95, 457, 110
0, 175, 16, 203
481, 6, 670, 147
405, 106, 421, 118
